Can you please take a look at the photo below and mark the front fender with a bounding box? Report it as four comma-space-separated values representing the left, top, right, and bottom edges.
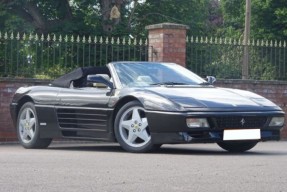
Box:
128, 90, 183, 112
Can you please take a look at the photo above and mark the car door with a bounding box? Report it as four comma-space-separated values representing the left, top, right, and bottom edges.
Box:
55, 87, 113, 138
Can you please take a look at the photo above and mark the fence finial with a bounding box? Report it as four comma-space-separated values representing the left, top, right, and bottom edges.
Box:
65, 35, 69, 43
35, 34, 39, 41
16, 32, 20, 40
224, 38, 227, 44
10, 32, 14, 40
47, 34, 51, 41
53, 34, 57, 42
261, 40, 264, 47
265, 40, 269, 47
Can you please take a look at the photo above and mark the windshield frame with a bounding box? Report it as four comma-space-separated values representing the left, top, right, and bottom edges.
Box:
110, 62, 208, 88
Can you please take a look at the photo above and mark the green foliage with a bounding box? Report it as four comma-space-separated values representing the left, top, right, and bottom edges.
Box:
219, 0, 287, 40
204, 45, 277, 80
132, 0, 212, 37
252, 0, 287, 39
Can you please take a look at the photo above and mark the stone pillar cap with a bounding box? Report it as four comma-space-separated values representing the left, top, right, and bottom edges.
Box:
145, 23, 189, 30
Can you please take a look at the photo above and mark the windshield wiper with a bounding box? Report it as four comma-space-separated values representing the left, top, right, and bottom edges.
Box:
150, 82, 188, 86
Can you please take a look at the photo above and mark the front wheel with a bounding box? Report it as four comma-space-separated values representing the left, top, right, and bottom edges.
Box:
17, 102, 52, 149
217, 141, 258, 152
114, 101, 156, 153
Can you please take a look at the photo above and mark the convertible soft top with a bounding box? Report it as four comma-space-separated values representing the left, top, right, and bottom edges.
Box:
51, 66, 110, 88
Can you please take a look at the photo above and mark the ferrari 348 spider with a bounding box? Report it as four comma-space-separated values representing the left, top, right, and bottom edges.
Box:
10, 62, 285, 153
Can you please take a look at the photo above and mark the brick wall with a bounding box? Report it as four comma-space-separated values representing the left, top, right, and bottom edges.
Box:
0, 78, 49, 142
146, 23, 189, 66
0, 78, 286, 141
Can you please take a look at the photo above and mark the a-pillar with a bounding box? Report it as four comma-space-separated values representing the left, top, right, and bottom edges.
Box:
145, 23, 189, 67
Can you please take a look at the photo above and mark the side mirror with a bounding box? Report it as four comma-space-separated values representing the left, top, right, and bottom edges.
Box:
206, 76, 216, 85
87, 74, 114, 89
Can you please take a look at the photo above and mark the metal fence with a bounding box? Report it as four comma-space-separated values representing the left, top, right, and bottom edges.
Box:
0, 32, 149, 79
0, 32, 286, 80
187, 36, 287, 80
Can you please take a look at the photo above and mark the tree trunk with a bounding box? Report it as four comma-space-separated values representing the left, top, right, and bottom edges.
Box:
100, 0, 124, 33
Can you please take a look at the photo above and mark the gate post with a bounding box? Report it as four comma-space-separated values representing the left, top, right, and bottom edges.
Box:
145, 23, 189, 67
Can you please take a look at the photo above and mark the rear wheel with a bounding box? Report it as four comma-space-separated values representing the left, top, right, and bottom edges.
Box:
114, 101, 156, 153
17, 102, 52, 149
217, 141, 258, 152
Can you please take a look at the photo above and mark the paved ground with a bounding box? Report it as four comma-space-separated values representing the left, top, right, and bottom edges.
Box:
0, 141, 287, 192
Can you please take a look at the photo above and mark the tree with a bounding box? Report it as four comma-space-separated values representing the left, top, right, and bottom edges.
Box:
129, 0, 213, 37
0, 0, 132, 35
0, 0, 217, 37
219, 0, 287, 40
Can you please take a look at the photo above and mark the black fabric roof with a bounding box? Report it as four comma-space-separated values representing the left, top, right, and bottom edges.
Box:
51, 66, 110, 88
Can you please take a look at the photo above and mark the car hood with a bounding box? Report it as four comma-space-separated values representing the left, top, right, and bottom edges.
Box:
142, 86, 279, 111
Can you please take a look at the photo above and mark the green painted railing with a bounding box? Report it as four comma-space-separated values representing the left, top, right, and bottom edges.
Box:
0, 32, 286, 80
187, 36, 287, 80
0, 32, 149, 79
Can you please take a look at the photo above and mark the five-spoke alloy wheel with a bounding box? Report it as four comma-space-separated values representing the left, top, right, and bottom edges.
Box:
114, 101, 156, 153
17, 102, 52, 149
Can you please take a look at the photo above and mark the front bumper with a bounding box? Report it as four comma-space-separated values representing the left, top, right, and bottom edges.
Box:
146, 110, 284, 144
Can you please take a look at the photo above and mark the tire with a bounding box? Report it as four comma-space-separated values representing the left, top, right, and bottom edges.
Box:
17, 102, 52, 149
217, 141, 258, 152
114, 101, 155, 153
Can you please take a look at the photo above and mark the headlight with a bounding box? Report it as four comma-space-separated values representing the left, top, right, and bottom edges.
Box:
186, 118, 209, 128
269, 117, 285, 127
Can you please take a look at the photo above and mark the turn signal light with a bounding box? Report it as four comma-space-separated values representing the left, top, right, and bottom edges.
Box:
186, 118, 209, 128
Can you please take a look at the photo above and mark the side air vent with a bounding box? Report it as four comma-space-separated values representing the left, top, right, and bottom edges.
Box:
56, 108, 108, 130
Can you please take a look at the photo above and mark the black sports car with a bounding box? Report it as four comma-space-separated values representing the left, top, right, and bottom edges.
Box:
10, 62, 285, 153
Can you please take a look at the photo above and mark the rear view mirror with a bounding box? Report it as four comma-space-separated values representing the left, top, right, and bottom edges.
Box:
206, 76, 216, 85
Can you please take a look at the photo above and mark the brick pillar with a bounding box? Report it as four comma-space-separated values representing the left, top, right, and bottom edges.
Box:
145, 23, 189, 67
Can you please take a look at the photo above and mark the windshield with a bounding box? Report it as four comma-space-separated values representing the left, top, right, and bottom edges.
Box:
113, 62, 207, 88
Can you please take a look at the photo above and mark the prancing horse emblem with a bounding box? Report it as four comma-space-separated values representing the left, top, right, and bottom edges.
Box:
240, 118, 246, 126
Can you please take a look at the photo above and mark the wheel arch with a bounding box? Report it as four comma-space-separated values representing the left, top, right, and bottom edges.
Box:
16, 96, 35, 119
